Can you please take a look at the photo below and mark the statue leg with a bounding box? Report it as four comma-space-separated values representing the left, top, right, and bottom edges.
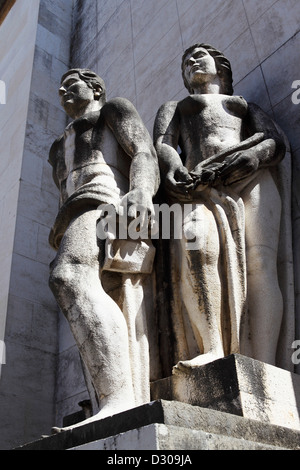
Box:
49, 209, 135, 428
174, 203, 224, 371
242, 169, 283, 365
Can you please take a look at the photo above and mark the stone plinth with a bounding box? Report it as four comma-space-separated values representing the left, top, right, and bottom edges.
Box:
15, 355, 300, 450
15, 399, 300, 450
151, 354, 300, 431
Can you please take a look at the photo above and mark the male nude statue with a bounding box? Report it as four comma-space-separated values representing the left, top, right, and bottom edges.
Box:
154, 44, 286, 370
48, 69, 159, 427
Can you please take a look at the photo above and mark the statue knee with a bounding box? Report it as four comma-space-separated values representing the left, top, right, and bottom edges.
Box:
49, 259, 75, 296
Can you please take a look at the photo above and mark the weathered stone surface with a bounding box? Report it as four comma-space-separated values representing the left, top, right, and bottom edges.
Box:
16, 400, 300, 450
48, 68, 159, 428
69, 424, 288, 451
153, 43, 293, 373
103, 238, 156, 274
151, 354, 300, 431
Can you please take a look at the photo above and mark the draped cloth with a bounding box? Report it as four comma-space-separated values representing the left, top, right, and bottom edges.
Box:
172, 184, 247, 361
203, 186, 247, 356
154, 127, 294, 377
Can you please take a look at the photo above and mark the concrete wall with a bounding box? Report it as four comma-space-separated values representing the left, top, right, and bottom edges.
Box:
0, 0, 74, 449
70, 0, 300, 341
70, 0, 299, 141
0, 0, 41, 447
0, 0, 39, 365
0, 0, 299, 448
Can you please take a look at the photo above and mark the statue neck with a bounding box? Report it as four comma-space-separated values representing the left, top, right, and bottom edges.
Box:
72, 100, 103, 120
192, 79, 221, 95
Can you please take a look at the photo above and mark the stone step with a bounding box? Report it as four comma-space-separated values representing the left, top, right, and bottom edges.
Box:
15, 400, 300, 450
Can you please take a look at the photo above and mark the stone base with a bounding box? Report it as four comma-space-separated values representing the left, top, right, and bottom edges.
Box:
16, 399, 300, 450
15, 354, 300, 450
151, 354, 300, 431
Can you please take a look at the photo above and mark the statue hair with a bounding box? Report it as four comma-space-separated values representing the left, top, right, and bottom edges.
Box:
61, 69, 106, 101
181, 43, 233, 96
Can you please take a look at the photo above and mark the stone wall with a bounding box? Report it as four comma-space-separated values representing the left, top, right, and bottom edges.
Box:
0, 0, 39, 368
0, 0, 299, 449
0, 0, 74, 449
69, 0, 300, 360
0, 2, 41, 448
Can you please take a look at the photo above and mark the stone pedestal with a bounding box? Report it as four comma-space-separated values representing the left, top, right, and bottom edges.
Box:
15, 399, 300, 450
15, 355, 300, 450
151, 354, 300, 431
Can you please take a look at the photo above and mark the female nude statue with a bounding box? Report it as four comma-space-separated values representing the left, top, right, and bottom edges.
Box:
154, 44, 286, 370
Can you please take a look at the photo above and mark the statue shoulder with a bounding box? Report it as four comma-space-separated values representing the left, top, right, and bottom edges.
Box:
154, 101, 179, 139
102, 97, 138, 120
156, 100, 179, 118
48, 134, 64, 167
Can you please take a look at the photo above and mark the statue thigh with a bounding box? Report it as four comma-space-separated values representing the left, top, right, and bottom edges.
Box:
179, 201, 221, 316
241, 169, 282, 277
49, 208, 108, 314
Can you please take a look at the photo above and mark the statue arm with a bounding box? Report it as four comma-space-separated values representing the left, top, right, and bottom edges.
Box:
103, 97, 159, 218
217, 102, 286, 186
154, 101, 193, 201
48, 136, 63, 189
245, 102, 286, 166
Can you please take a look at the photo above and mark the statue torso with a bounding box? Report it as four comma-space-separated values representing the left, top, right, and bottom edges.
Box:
53, 111, 131, 206
178, 94, 248, 171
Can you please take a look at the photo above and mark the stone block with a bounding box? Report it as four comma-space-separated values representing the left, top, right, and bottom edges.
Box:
250, 0, 300, 62
133, 0, 179, 66
135, 22, 182, 97
273, 93, 300, 153
261, 32, 300, 107
69, 423, 286, 451
15, 399, 300, 450
9, 253, 54, 306
227, 66, 272, 112
136, 52, 182, 123
242, 0, 277, 25
151, 354, 300, 431
183, 0, 248, 52
55, 346, 87, 404
179, 0, 225, 50
103, 43, 135, 94
131, 0, 169, 38
224, 28, 259, 85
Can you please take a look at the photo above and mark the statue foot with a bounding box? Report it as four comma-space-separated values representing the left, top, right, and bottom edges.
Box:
172, 352, 224, 374
51, 402, 135, 434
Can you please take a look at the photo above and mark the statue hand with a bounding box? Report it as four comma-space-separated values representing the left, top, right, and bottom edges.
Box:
191, 162, 223, 188
120, 188, 155, 230
165, 166, 194, 201
218, 148, 259, 185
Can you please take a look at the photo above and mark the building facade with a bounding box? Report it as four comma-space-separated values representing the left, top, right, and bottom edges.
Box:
0, 0, 299, 449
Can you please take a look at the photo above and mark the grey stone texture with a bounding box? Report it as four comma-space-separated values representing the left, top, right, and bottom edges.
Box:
0, 0, 299, 450
68, 424, 289, 450
16, 400, 300, 450
48, 67, 159, 425
151, 354, 300, 431
0, 0, 74, 450
68, 0, 300, 369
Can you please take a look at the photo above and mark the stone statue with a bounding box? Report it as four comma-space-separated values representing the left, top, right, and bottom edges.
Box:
154, 44, 292, 372
48, 69, 159, 428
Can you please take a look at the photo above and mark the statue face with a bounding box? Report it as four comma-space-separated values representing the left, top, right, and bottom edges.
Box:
59, 73, 95, 117
183, 47, 217, 90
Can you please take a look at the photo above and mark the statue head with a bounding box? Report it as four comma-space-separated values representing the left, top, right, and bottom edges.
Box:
181, 43, 233, 95
59, 68, 106, 118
